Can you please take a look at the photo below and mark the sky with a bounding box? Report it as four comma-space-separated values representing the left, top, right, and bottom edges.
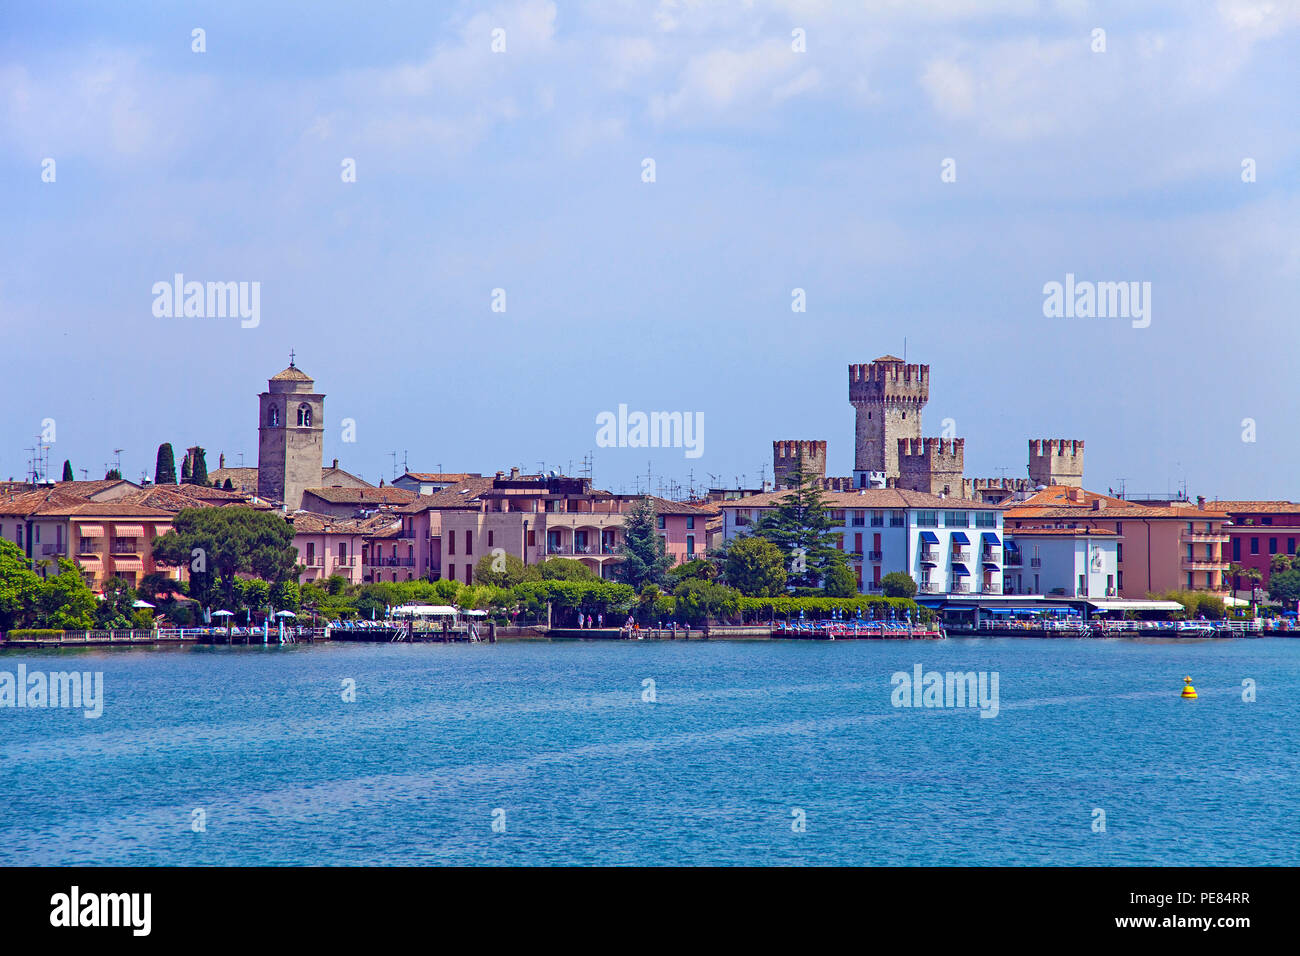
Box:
1, 0, 1297, 499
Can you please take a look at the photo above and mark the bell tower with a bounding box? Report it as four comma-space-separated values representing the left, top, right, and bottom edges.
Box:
257, 353, 324, 510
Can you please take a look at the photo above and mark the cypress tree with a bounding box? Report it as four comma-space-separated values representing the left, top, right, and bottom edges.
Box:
181, 454, 192, 482
154, 443, 177, 485
191, 447, 209, 486
61, 460, 74, 482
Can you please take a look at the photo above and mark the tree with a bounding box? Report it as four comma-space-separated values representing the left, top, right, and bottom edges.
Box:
61, 460, 74, 482
880, 571, 918, 598
222, 478, 234, 490
614, 497, 671, 591
154, 443, 177, 485
667, 558, 718, 584
672, 579, 739, 625
537, 557, 597, 581
189, 447, 209, 486
181, 454, 192, 482
723, 536, 787, 596
33, 559, 97, 629
104, 467, 122, 480
823, 561, 858, 598
0, 538, 41, 631
752, 462, 845, 589
1268, 567, 1300, 605
474, 551, 530, 588
152, 506, 298, 606
95, 577, 136, 629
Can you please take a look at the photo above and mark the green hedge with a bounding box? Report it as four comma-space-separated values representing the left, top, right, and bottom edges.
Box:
735, 595, 926, 622
5, 629, 67, 639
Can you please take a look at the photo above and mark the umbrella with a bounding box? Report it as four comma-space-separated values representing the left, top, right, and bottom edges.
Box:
274, 610, 296, 618
132, 599, 155, 609
211, 609, 234, 617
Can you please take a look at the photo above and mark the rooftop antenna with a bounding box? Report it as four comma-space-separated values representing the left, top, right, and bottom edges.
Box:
903, 336, 907, 365
79, 468, 89, 481
237, 452, 245, 468
537, 460, 546, 478
1116, 478, 1127, 499
389, 451, 398, 478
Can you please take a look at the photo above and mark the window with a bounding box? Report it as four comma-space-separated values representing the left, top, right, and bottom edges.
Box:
686, 535, 695, 556
1290, 538, 1296, 555
656, 516, 665, 530
34, 526, 40, 543
268, 406, 280, 426
1251, 537, 1260, 555
487, 530, 494, 547
915, 510, 938, 527
974, 511, 997, 528
1116, 543, 1123, 563
527, 530, 536, 547
889, 511, 906, 527
306, 543, 315, 565
465, 530, 473, 555
297, 403, 312, 427
448, 564, 455, 582
448, 533, 455, 555
686, 516, 695, 530
1232, 538, 1240, 561
1115, 522, 1122, 535
1270, 537, 1278, 554
944, 511, 968, 527
870, 511, 884, 527
338, 543, 348, 564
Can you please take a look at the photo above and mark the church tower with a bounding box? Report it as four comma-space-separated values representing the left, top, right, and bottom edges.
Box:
257, 355, 324, 510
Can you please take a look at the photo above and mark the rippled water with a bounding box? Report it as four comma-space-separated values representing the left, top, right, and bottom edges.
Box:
1, 637, 1296, 865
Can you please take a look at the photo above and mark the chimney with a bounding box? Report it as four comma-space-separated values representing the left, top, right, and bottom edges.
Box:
1092, 499, 1106, 511
332, 458, 339, 470
510, 466, 520, 479
219, 453, 225, 469
1197, 495, 1205, 510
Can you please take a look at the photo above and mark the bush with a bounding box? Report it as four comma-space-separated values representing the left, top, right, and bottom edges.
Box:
880, 572, 918, 599
5, 629, 66, 639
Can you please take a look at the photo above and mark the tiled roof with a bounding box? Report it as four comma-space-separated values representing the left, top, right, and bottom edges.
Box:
718, 488, 1004, 511
641, 495, 720, 516
301, 486, 416, 505
402, 472, 481, 482
270, 365, 312, 382
289, 512, 373, 535
1206, 501, 1300, 514
401, 478, 499, 511
1004, 485, 1227, 520
34, 500, 175, 518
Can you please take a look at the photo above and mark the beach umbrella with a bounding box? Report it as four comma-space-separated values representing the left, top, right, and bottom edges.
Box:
211, 609, 234, 617
132, 599, 155, 609
275, 610, 296, 618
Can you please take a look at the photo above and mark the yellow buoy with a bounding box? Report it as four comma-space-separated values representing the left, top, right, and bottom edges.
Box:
1181, 676, 1198, 699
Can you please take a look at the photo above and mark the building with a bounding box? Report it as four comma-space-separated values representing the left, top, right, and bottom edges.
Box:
1028, 440, 1085, 489
849, 356, 927, 482
299, 486, 416, 517
1205, 501, 1300, 593
1002, 527, 1119, 598
361, 515, 415, 583
289, 513, 370, 586
1003, 486, 1229, 596
257, 358, 325, 510
719, 488, 1005, 596
392, 472, 482, 496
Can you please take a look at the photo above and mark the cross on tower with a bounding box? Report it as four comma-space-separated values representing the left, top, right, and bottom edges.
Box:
288, 348, 296, 367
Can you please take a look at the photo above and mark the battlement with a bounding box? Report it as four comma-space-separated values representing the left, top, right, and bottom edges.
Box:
772, 440, 829, 487
848, 358, 930, 406
898, 437, 964, 462
1028, 438, 1085, 488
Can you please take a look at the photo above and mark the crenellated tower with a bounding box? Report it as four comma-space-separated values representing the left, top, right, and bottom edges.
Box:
849, 356, 928, 479
772, 440, 828, 489
897, 438, 965, 496
1028, 439, 1085, 488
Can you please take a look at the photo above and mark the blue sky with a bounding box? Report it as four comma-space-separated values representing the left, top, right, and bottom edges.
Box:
1, 0, 1297, 498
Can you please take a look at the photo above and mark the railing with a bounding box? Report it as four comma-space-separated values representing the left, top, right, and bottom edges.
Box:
368, 557, 414, 567
951, 545, 970, 558
1183, 531, 1229, 543
868, 550, 883, 561
980, 583, 1000, 594
951, 581, 972, 593
1030, 557, 1042, 567
920, 582, 943, 593
851, 518, 865, 527
1004, 552, 1023, 566
919, 549, 939, 563
982, 549, 1000, 563
41, 543, 64, 555
1181, 559, 1225, 571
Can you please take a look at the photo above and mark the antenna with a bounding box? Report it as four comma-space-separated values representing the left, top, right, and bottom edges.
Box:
389, 451, 398, 478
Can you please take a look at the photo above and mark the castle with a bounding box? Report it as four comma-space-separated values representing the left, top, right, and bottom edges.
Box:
771, 355, 1084, 502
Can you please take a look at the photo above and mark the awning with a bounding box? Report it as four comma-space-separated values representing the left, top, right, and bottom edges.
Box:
77, 524, 105, 538
112, 557, 143, 571
113, 524, 146, 537
1088, 599, 1184, 612
76, 556, 102, 567
920, 531, 939, 544
982, 562, 1000, 571
982, 532, 1001, 546
951, 531, 970, 544
952, 563, 970, 576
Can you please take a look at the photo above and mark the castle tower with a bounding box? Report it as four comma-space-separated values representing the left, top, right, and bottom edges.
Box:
257, 357, 324, 510
849, 356, 928, 479
1028, 439, 1085, 488
772, 440, 828, 489
897, 438, 965, 497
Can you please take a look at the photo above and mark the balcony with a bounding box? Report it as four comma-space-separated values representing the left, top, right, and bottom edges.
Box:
1004, 551, 1022, 566
1183, 531, 1229, 544
1181, 558, 1225, 572
369, 557, 415, 567
868, 550, 883, 561
920, 582, 943, 594
41, 543, 65, 556
981, 549, 1000, 564
919, 548, 940, 564
1030, 557, 1042, 568
951, 545, 971, 559
951, 581, 972, 594
980, 582, 1001, 594
851, 518, 865, 527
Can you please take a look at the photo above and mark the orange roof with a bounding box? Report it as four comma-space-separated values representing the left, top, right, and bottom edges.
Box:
1004, 485, 1226, 520
719, 488, 1003, 511
1206, 501, 1300, 514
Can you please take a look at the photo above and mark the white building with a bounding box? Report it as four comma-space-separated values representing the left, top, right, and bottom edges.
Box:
1003, 528, 1119, 598
718, 489, 1005, 596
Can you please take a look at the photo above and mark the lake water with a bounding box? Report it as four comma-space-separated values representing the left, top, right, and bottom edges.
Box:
2, 637, 1296, 866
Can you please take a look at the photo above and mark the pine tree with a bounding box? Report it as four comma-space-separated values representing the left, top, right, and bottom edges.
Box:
754, 461, 848, 590
61, 460, 73, 482
154, 443, 177, 485
615, 497, 672, 591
